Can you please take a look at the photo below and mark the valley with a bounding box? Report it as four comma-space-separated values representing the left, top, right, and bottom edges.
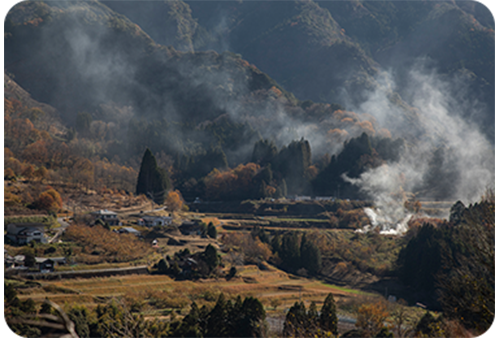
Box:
4, 1, 494, 337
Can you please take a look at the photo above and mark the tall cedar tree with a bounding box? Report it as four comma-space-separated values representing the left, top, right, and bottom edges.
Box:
279, 232, 301, 271
283, 301, 307, 337
300, 234, 322, 275
136, 148, 170, 204
320, 293, 338, 335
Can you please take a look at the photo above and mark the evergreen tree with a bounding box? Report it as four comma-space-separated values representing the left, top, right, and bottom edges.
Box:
262, 165, 273, 184
157, 258, 169, 274
182, 302, 200, 326
227, 295, 244, 337
252, 139, 278, 165
251, 226, 270, 244
136, 148, 170, 204
239, 297, 266, 337
75, 112, 92, 136
274, 138, 312, 195
319, 293, 338, 335
68, 307, 90, 338
202, 244, 219, 273
279, 232, 301, 271
300, 234, 322, 275
283, 301, 307, 337
449, 200, 465, 225
207, 222, 217, 239
173, 302, 202, 337
313, 132, 378, 198
307, 301, 318, 322
438, 199, 494, 332
397, 223, 445, 300
271, 234, 281, 253
206, 294, 228, 337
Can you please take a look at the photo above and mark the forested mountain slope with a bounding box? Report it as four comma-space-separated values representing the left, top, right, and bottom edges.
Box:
4, 0, 494, 206
186, 0, 494, 141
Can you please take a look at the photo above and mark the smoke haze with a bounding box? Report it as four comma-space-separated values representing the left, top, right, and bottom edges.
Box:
344, 61, 494, 233
4, 1, 494, 225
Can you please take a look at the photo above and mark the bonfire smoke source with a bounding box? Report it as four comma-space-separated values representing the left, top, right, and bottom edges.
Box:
344, 62, 494, 234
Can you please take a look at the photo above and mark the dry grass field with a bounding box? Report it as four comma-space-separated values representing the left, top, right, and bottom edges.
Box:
15, 263, 371, 317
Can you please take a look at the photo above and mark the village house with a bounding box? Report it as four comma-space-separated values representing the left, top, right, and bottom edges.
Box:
4, 254, 27, 270
290, 195, 312, 201
90, 209, 121, 226
178, 221, 201, 236
35, 257, 67, 273
137, 215, 173, 227
118, 227, 141, 237
315, 196, 334, 201
6, 223, 47, 245
4, 254, 66, 272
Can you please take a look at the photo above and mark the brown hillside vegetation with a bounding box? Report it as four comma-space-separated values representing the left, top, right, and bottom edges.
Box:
4, 88, 142, 216
63, 224, 153, 264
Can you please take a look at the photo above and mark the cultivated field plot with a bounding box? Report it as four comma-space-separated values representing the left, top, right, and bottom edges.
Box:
15, 264, 368, 317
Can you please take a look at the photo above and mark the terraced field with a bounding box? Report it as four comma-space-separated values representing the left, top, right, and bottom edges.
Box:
15, 263, 372, 317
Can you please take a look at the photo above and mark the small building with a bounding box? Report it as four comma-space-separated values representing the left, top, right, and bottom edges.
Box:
4, 255, 66, 272
34, 257, 66, 273
4, 252, 13, 269
4, 254, 26, 269
138, 216, 173, 227
118, 227, 141, 236
34, 257, 58, 273
91, 209, 121, 226
295, 195, 312, 201
6, 223, 47, 245
315, 196, 334, 201
178, 221, 201, 236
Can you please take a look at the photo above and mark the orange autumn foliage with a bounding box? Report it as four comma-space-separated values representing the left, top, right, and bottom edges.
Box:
356, 301, 390, 336
165, 190, 184, 212
355, 120, 376, 136
21, 140, 49, 165
33, 188, 63, 212
269, 86, 283, 97
204, 163, 261, 200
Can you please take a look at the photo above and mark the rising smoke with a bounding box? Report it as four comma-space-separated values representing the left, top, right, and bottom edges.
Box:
5, 1, 494, 228
344, 60, 494, 234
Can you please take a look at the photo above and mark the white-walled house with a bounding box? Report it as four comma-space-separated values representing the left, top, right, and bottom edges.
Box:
90, 209, 121, 226
6, 223, 47, 245
4, 254, 66, 272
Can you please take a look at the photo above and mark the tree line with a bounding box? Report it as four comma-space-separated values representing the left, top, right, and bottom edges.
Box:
5, 281, 340, 338
135, 131, 404, 205
396, 195, 494, 333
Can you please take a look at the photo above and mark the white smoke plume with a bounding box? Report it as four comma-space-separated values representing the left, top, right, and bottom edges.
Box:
344, 61, 494, 234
